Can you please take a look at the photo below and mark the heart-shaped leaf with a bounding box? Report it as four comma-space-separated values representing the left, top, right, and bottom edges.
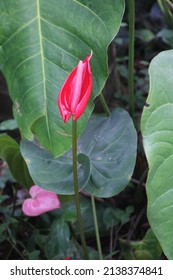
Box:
141, 50, 173, 259
0, 0, 124, 157
21, 108, 137, 197
0, 134, 33, 188
20, 140, 90, 195
80, 109, 137, 197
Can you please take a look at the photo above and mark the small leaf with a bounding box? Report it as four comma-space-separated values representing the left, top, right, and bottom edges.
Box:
26, 250, 40, 260
103, 206, 134, 228
157, 29, 173, 47
0, 119, 18, 131
103, 207, 120, 228
45, 219, 75, 260
135, 29, 155, 42
20, 140, 91, 194
114, 206, 134, 226
0, 135, 33, 188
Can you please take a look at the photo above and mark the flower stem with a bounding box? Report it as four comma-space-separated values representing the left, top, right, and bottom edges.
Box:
72, 119, 88, 259
128, 0, 135, 119
99, 93, 111, 117
91, 195, 103, 260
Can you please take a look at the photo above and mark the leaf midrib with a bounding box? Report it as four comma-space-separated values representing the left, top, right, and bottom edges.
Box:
37, 0, 53, 152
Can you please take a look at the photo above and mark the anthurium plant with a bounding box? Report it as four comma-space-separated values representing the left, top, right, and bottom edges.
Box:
0, 0, 173, 260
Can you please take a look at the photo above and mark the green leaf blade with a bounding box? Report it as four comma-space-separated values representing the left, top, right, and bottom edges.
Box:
0, 0, 125, 156
80, 109, 137, 197
0, 135, 33, 187
141, 50, 173, 259
20, 108, 137, 198
20, 140, 91, 195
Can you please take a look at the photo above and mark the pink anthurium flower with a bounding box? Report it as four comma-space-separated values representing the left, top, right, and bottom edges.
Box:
58, 52, 92, 123
22, 185, 60, 217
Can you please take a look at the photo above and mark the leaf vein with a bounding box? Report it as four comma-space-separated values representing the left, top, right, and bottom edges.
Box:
2, 17, 37, 48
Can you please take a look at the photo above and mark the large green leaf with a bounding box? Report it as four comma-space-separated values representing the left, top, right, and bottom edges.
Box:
141, 50, 173, 259
20, 140, 91, 195
21, 108, 137, 197
0, 0, 124, 157
0, 134, 33, 187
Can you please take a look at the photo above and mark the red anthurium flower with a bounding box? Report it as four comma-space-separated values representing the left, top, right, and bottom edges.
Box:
22, 185, 60, 216
58, 52, 92, 123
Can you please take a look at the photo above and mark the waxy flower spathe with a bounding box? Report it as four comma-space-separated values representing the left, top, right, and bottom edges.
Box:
22, 185, 60, 216
58, 52, 92, 122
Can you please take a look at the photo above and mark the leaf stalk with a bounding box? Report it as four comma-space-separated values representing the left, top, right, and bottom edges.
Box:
72, 119, 88, 259
99, 93, 111, 117
91, 195, 103, 260
128, 0, 135, 119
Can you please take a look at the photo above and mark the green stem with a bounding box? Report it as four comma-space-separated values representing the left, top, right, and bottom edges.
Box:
99, 93, 111, 117
72, 119, 88, 259
128, 0, 135, 119
91, 195, 103, 260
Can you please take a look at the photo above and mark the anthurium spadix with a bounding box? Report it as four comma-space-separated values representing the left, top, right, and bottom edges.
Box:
58, 52, 92, 122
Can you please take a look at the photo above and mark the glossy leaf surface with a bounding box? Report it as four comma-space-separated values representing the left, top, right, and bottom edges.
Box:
141, 50, 173, 259
0, 0, 124, 156
20, 140, 90, 195
80, 109, 137, 197
21, 108, 137, 197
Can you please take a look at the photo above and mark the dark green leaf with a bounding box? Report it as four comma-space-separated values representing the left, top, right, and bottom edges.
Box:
103, 206, 134, 228
25, 250, 40, 260
113, 206, 134, 225
45, 219, 75, 259
0, 135, 33, 188
21, 108, 137, 197
60, 195, 108, 239
80, 109, 137, 197
103, 207, 120, 228
20, 140, 91, 194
